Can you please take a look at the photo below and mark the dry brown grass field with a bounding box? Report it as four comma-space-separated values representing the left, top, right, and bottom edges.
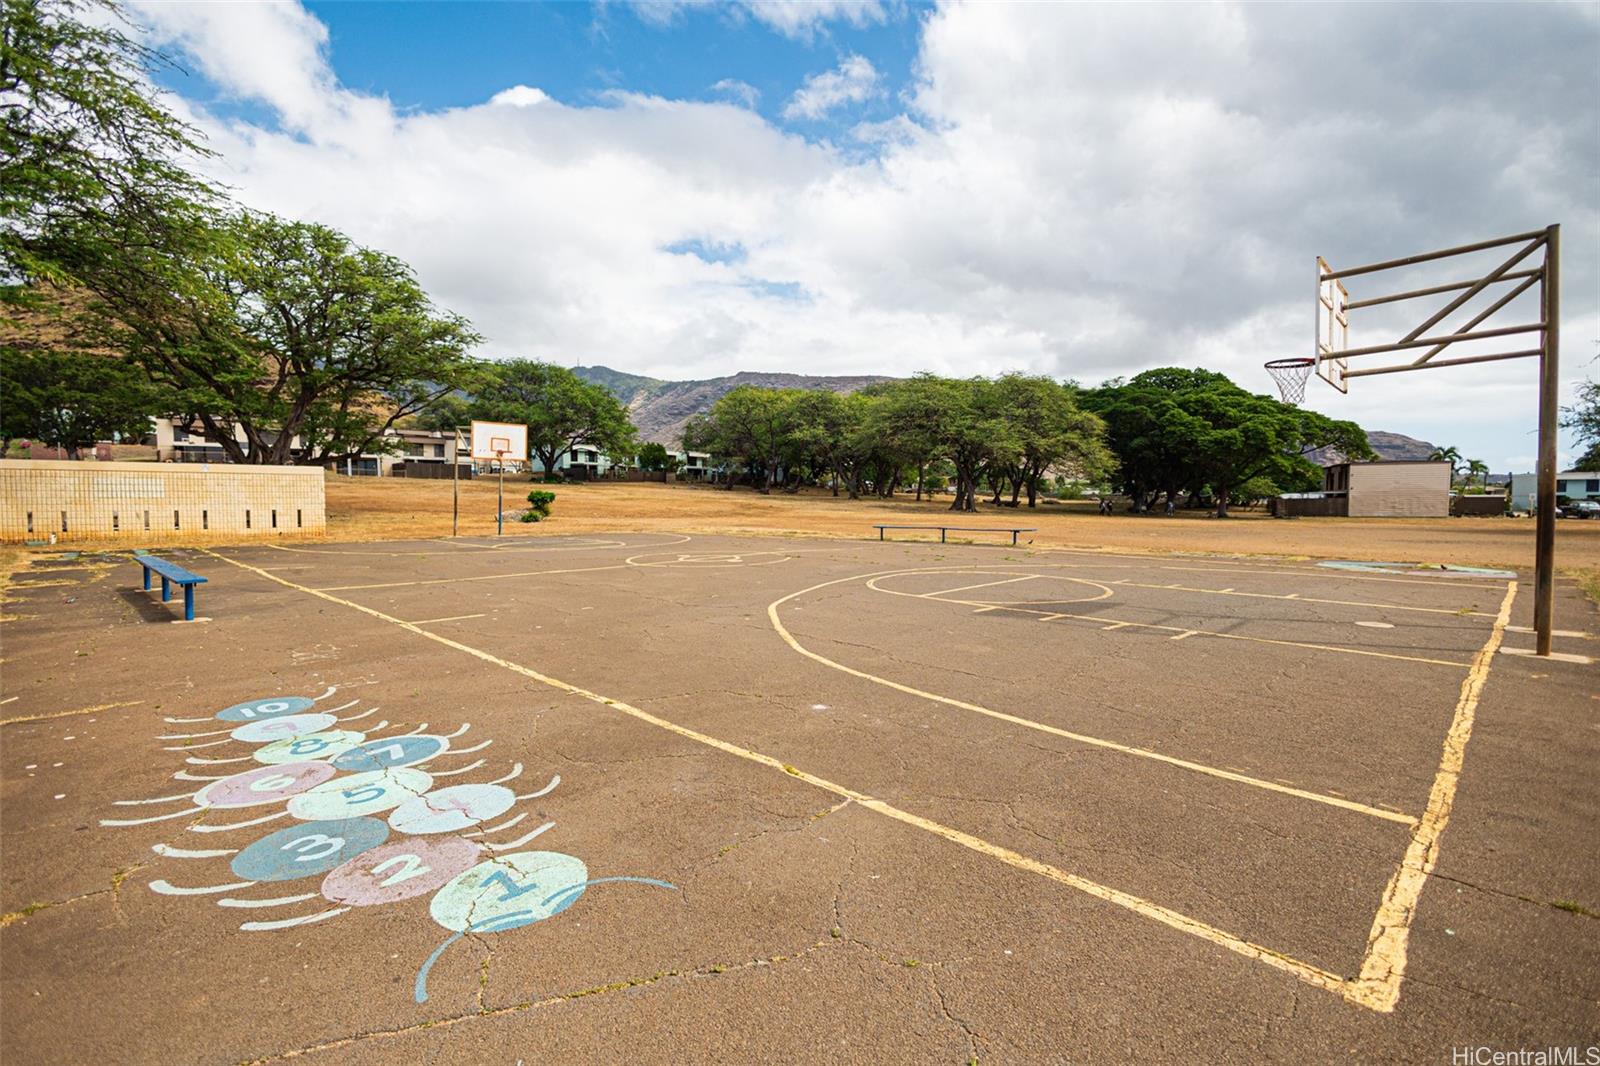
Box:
327, 474, 1600, 576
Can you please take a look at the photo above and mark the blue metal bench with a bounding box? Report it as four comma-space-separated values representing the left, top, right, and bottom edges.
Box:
137, 555, 208, 622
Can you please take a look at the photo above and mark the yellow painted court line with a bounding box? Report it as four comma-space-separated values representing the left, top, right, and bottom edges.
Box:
203, 548, 1355, 1007
1111, 579, 1496, 618
1345, 581, 1517, 1012
770, 570, 1419, 826
317, 563, 629, 592
407, 613, 488, 626
1, 700, 145, 727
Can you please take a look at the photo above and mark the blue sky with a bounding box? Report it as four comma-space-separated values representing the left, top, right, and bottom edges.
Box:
137, 1, 1599, 469
160, 1, 925, 144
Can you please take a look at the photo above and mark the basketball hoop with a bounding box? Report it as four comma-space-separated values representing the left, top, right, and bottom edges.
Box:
1264, 357, 1315, 405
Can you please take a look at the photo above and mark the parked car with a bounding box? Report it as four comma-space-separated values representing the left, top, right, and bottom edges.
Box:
1564, 500, 1600, 519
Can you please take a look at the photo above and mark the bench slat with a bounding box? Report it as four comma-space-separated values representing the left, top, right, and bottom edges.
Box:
138, 557, 207, 585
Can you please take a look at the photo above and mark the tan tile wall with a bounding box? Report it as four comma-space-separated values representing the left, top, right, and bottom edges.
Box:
0, 460, 326, 543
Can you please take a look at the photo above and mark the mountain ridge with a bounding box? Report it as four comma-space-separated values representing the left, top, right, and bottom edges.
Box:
573, 365, 894, 445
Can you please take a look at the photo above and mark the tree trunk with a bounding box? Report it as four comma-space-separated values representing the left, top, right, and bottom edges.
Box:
916, 463, 925, 501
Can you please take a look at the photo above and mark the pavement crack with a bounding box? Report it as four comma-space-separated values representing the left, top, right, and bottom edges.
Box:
927, 968, 981, 1062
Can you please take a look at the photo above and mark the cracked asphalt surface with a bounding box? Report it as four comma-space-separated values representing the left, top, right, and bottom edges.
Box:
2, 531, 1596, 1063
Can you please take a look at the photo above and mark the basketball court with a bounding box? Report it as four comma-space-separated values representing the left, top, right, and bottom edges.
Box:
2, 530, 1595, 1062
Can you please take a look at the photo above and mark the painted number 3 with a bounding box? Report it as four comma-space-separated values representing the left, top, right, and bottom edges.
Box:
283, 833, 345, 862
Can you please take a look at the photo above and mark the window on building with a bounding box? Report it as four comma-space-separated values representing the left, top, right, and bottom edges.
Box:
1587, 479, 1599, 493
434, 444, 445, 457
172, 425, 189, 442
1556, 480, 1568, 493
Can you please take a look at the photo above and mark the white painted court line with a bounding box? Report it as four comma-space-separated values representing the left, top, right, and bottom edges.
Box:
1505, 625, 1589, 638
923, 574, 1041, 598
407, 614, 488, 626
1499, 648, 1595, 665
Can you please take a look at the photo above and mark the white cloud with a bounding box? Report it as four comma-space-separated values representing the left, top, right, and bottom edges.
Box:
742, 0, 887, 39
782, 55, 880, 120
623, 0, 884, 38
134, 2, 1599, 465
710, 78, 760, 108
490, 86, 550, 108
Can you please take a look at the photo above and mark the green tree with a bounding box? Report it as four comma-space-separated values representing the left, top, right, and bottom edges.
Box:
869, 375, 951, 501
473, 359, 636, 481
637, 441, 679, 473
0, 347, 155, 457
1464, 459, 1489, 491
413, 394, 472, 433
62, 209, 483, 464
1562, 379, 1600, 471
684, 386, 805, 493
1085, 368, 1370, 517
2, 0, 215, 291
990, 374, 1113, 507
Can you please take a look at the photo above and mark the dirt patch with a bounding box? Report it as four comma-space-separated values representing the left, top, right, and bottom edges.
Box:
323, 476, 1600, 572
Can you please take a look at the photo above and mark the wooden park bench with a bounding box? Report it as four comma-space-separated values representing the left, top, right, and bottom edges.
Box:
873, 524, 1038, 547
136, 554, 208, 622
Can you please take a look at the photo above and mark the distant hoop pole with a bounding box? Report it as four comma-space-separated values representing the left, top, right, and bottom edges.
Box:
1264, 358, 1315, 405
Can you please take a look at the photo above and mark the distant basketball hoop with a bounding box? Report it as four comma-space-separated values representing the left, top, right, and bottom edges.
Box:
1264, 357, 1315, 405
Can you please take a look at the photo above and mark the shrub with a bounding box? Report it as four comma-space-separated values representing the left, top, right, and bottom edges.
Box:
525, 489, 556, 522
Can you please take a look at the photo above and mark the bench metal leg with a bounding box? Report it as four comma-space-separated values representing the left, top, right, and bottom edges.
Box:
143, 567, 151, 591
161, 575, 171, 602
1012, 531, 1019, 546
879, 528, 885, 541
183, 584, 195, 622
941, 529, 947, 543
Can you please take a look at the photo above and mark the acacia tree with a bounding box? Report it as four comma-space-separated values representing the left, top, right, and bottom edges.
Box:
60, 209, 483, 464
0, 347, 156, 457
1085, 368, 1369, 516
990, 374, 1113, 507
684, 386, 804, 493
2, 0, 214, 292
473, 360, 636, 480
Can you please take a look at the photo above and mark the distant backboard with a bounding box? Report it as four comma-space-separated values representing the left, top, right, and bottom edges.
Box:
1316, 256, 1349, 393
469, 420, 528, 461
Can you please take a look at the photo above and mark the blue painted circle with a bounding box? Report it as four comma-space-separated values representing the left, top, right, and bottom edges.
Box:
332, 735, 449, 772
217, 697, 315, 723
231, 818, 391, 883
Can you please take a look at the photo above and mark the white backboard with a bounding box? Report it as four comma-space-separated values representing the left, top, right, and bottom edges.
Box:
469, 420, 528, 461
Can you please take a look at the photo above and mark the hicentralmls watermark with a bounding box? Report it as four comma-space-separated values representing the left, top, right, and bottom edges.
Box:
1452, 1048, 1600, 1066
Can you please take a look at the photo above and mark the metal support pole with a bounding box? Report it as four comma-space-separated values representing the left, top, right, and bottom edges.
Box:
452, 426, 460, 538
1534, 224, 1560, 656
497, 463, 505, 536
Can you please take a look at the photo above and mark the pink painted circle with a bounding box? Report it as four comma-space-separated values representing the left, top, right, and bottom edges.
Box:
321, 837, 482, 907
195, 761, 338, 809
